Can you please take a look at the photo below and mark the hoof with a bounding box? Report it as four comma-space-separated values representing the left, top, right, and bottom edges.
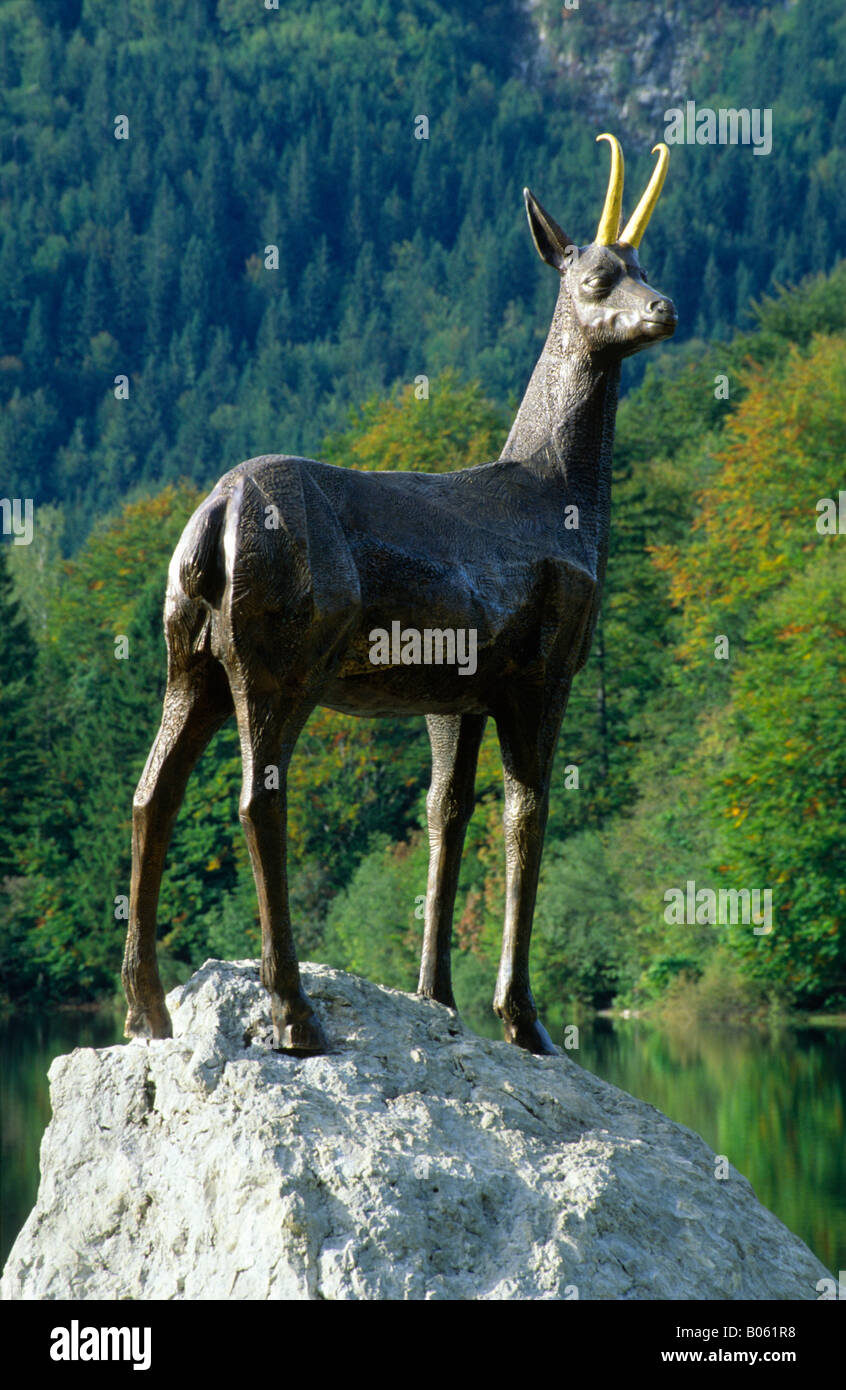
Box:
502, 1016, 558, 1056
271, 992, 327, 1055
273, 1018, 328, 1054
417, 983, 458, 1011
124, 1000, 173, 1040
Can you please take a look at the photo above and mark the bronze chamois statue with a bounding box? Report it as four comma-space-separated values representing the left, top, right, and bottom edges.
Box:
123, 134, 676, 1056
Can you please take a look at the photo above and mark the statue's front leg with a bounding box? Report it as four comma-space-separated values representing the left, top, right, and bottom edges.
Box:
493, 702, 561, 1055
418, 713, 487, 1008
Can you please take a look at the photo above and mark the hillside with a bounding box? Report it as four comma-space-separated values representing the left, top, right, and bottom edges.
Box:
0, 0, 844, 546
2, 263, 844, 1016
0, 0, 844, 1020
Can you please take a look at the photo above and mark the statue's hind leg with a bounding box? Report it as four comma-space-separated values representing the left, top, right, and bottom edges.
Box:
123, 658, 234, 1039
418, 712, 486, 1008
231, 681, 327, 1054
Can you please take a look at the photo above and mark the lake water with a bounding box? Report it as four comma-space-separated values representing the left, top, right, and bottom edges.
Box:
2, 1006, 843, 1280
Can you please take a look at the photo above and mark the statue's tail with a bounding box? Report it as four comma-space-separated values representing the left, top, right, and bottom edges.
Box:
167, 461, 361, 664
217, 465, 361, 622
162, 489, 229, 666
175, 476, 291, 614
177, 490, 229, 608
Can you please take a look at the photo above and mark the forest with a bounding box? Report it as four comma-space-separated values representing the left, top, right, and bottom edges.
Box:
0, 0, 844, 1024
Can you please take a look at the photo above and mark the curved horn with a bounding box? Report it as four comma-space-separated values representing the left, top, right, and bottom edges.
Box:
620, 143, 670, 248
595, 133, 624, 246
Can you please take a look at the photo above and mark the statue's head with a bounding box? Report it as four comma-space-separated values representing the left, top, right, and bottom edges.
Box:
524, 134, 677, 360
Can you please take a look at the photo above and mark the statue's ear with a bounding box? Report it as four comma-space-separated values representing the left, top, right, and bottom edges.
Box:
523, 189, 576, 270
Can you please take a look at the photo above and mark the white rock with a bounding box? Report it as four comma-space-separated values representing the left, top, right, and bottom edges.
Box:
1, 960, 830, 1300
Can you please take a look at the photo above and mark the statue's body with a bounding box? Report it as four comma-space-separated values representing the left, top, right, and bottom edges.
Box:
123, 135, 676, 1055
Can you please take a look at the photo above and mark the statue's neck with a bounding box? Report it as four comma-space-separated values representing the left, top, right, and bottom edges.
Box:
500, 293, 620, 491
498, 291, 619, 587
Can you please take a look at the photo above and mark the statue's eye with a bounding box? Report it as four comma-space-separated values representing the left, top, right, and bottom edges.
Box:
584, 275, 612, 291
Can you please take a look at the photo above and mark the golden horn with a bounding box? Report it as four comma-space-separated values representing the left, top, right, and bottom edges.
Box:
619, 143, 670, 247
595, 133, 624, 245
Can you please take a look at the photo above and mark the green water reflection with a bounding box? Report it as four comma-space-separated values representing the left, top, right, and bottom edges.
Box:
2, 1006, 843, 1280
1, 1009, 123, 1267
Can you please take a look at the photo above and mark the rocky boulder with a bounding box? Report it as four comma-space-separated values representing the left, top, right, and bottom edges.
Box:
1, 960, 830, 1300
